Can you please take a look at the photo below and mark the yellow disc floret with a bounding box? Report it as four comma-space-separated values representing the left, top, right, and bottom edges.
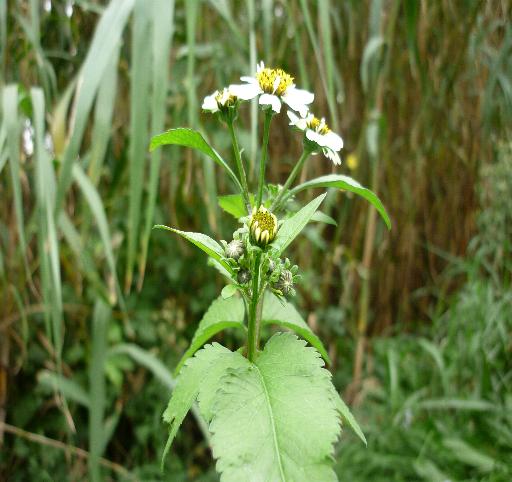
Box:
215, 89, 237, 109
249, 205, 278, 247
256, 67, 294, 96
307, 116, 331, 135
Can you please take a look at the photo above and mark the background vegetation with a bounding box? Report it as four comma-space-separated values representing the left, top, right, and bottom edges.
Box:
1, 0, 511, 480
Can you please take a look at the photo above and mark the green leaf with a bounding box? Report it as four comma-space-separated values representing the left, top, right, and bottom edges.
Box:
149, 128, 242, 192
209, 333, 341, 482
333, 390, 367, 445
311, 210, 338, 226
288, 174, 391, 229
218, 193, 248, 218
89, 301, 110, 482
261, 293, 330, 364
175, 296, 245, 374
221, 284, 238, 299
273, 193, 327, 255
162, 344, 245, 464
153, 226, 233, 275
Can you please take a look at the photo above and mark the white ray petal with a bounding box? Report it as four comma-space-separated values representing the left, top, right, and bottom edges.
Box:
202, 91, 219, 112
324, 131, 344, 151
229, 82, 262, 100
259, 93, 282, 113
287, 110, 307, 130
282, 87, 314, 116
305, 129, 326, 146
324, 148, 341, 166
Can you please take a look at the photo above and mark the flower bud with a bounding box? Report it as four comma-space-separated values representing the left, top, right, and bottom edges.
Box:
276, 269, 294, 295
248, 205, 278, 247
237, 269, 251, 285
225, 239, 244, 260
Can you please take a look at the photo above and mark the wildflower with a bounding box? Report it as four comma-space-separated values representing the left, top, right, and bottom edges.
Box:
287, 111, 343, 166
202, 88, 237, 114
225, 239, 244, 260
248, 205, 278, 247
230, 61, 313, 116
346, 152, 358, 171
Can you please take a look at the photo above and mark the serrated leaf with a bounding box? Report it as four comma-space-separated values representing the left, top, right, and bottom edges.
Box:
209, 333, 341, 482
288, 174, 391, 229
149, 127, 242, 191
262, 293, 330, 364
153, 226, 233, 275
162, 343, 245, 464
333, 390, 367, 445
273, 193, 326, 255
221, 284, 238, 299
175, 296, 245, 374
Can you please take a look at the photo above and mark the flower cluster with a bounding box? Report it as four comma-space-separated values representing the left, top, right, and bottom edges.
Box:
202, 61, 344, 166
220, 209, 300, 299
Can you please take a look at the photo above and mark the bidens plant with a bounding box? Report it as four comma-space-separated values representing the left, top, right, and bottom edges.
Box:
150, 61, 391, 481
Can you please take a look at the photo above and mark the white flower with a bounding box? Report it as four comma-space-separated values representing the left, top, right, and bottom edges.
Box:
202, 88, 237, 113
287, 111, 344, 166
229, 61, 313, 116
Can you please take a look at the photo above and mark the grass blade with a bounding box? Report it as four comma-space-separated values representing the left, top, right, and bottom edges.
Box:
2, 85, 30, 278
89, 300, 111, 482
125, 0, 152, 293
55, 0, 135, 213
138, 0, 175, 289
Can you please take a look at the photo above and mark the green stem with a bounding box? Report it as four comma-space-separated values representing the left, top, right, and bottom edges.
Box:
256, 111, 273, 207
227, 120, 251, 212
254, 287, 265, 352
247, 251, 262, 362
270, 148, 312, 211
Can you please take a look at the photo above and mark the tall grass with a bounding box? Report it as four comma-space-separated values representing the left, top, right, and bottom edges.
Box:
0, 0, 511, 478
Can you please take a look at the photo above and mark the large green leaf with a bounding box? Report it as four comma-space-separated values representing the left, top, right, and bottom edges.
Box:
209, 333, 341, 482
262, 293, 330, 364
175, 296, 245, 374
149, 128, 242, 192
287, 174, 391, 229
153, 226, 233, 275
162, 343, 246, 464
272, 193, 326, 255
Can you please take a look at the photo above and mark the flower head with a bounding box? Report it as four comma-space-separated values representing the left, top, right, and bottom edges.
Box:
276, 269, 294, 296
288, 111, 344, 165
225, 239, 244, 260
230, 61, 313, 116
248, 205, 278, 247
202, 88, 237, 113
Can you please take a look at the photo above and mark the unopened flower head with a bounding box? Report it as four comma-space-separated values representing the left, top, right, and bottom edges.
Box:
202, 88, 237, 113
288, 111, 344, 166
276, 269, 294, 296
230, 61, 313, 116
225, 239, 244, 260
249, 205, 278, 247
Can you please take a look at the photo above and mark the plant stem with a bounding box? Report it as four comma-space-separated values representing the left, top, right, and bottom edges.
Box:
256, 111, 272, 207
270, 148, 312, 211
227, 120, 251, 212
254, 288, 265, 352
247, 251, 261, 362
